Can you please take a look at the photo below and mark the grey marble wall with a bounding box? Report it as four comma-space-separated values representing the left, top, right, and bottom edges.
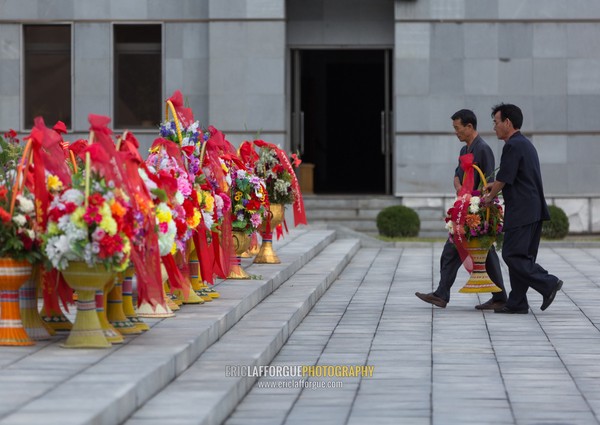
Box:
393, 2, 600, 203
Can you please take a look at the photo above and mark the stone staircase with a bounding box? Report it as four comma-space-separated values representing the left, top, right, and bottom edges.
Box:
0, 228, 360, 425
303, 195, 447, 238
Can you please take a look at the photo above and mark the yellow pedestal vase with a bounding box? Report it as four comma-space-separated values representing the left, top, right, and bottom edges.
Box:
60, 262, 114, 348
106, 273, 140, 335
121, 267, 149, 332
459, 238, 502, 293
189, 249, 220, 299
254, 204, 285, 264
19, 266, 52, 340
96, 282, 124, 344
0, 258, 35, 346
228, 231, 252, 279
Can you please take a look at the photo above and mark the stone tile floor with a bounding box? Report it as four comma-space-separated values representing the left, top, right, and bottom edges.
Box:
226, 244, 600, 425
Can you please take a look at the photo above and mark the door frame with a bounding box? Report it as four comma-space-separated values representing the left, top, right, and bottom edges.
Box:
289, 48, 394, 195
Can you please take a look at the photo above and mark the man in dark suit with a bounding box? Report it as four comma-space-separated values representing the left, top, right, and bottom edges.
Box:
416, 109, 507, 309
482, 103, 563, 314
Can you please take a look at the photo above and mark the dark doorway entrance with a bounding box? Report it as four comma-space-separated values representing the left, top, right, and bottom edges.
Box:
291, 49, 392, 194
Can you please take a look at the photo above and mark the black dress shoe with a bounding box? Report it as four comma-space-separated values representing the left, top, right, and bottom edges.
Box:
541, 280, 563, 311
415, 292, 447, 308
475, 299, 506, 310
494, 306, 529, 314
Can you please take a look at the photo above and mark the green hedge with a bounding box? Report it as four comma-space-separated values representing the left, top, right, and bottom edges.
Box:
376, 205, 420, 238
542, 205, 569, 240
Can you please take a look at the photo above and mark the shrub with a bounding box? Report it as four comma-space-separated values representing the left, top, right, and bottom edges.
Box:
376, 205, 420, 238
542, 205, 569, 240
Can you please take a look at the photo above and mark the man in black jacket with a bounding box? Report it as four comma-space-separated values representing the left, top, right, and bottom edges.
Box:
416, 109, 507, 309
482, 103, 563, 314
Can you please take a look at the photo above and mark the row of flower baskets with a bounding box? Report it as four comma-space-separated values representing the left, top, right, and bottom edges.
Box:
0, 90, 306, 348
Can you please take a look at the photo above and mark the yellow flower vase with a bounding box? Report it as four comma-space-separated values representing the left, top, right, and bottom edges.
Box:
121, 267, 149, 332
0, 258, 35, 346
95, 277, 124, 344
60, 262, 114, 348
254, 204, 285, 264
459, 238, 502, 293
228, 231, 252, 279
172, 250, 205, 305
19, 266, 52, 340
188, 248, 214, 302
107, 273, 141, 335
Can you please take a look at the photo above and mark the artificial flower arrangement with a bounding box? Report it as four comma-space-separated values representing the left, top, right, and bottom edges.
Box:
145, 147, 196, 253
445, 189, 504, 245
254, 145, 296, 205
42, 171, 133, 272
0, 131, 43, 264
230, 168, 268, 235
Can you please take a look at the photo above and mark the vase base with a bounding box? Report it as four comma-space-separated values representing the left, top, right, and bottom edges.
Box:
42, 315, 73, 331
127, 316, 150, 332
0, 327, 35, 346
227, 265, 251, 279
62, 329, 111, 349
165, 295, 181, 311
459, 280, 503, 293
253, 241, 281, 264
173, 289, 205, 305
110, 320, 142, 335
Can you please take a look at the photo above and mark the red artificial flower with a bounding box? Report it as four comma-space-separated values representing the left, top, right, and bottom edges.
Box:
175, 218, 188, 237
19, 232, 33, 250
246, 200, 261, 211
88, 193, 105, 207
0, 207, 11, 223
3, 129, 18, 143
83, 205, 102, 225
290, 153, 302, 168
272, 164, 284, 174
98, 234, 124, 259
0, 186, 7, 201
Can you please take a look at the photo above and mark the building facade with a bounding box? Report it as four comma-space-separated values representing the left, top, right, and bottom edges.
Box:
1, 0, 599, 232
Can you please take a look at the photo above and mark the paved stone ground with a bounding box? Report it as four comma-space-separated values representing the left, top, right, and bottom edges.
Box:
225, 244, 600, 425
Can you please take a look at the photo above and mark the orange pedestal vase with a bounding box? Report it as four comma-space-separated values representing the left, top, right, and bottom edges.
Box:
0, 258, 34, 346
459, 238, 502, 293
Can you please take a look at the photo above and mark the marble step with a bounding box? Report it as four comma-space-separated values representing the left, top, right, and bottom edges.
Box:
0, 229, 337, 425
124, 238, 361, 425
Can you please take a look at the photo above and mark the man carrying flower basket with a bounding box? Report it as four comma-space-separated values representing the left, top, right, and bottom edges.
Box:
482, 103, 563, 314
416, 109, 507, 309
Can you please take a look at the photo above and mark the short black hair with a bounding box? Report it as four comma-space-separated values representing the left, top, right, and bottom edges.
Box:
451, 109, 477, 130
491, 103, 523, 129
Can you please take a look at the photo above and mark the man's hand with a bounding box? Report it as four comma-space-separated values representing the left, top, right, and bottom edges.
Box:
481, 181, 505, 206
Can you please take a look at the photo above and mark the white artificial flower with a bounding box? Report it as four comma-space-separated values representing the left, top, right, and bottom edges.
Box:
16, 195, 34, 213
469, 204, 480, 214
62, 188, 85, 204
12, 214, 26, 227
445, 221, 455, 234
202, 211, 214, 231
175, 191, 184, 205
470, 196, 481, 205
